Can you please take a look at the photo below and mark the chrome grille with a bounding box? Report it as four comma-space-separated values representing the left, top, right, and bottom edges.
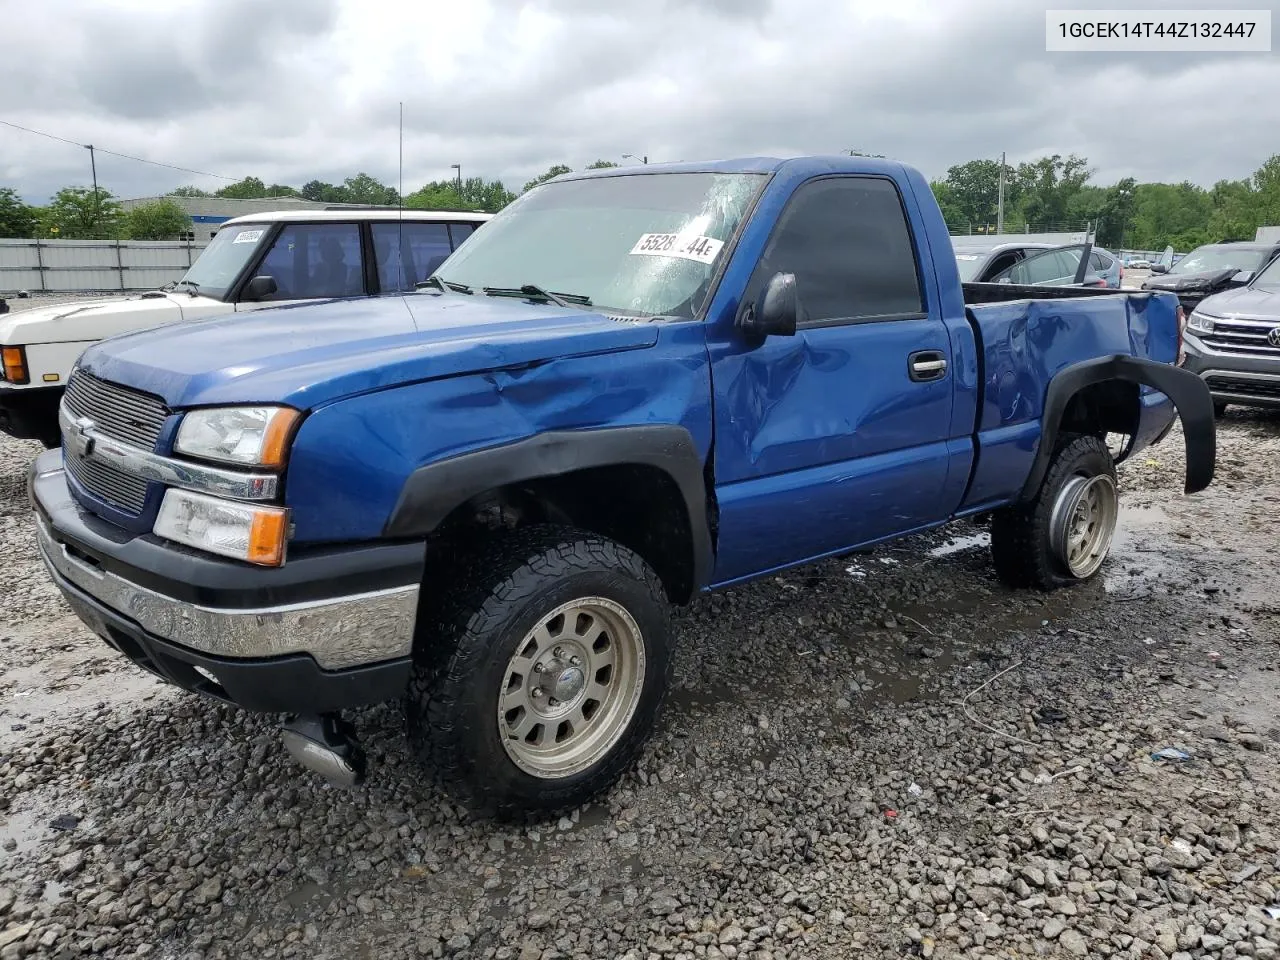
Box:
1199, 318, 1280, 358
63, 370, 168, 449
61, 370, 168, 517
64, 444, 149, 514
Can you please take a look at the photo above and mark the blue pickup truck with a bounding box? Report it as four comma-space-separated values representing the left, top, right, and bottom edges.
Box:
28, 156, 1215, 817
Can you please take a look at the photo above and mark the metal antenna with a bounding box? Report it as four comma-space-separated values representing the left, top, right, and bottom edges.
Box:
398, 101, 406, 292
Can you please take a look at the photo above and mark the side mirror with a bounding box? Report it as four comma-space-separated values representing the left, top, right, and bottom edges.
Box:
1232, 270, 1254, 284
242, 275, 278, 301
1149, 263, 1169, 274
738, 272, 799, 338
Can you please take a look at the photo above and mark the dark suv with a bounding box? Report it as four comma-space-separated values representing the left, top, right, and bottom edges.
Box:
1144, 242, 1280, 315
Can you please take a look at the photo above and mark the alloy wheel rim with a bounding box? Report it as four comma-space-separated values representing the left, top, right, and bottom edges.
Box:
497, 597, 646, 779
1049, 473, 1119, 578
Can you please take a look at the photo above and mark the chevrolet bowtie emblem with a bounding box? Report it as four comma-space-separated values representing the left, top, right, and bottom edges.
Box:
68, 416, 96, 459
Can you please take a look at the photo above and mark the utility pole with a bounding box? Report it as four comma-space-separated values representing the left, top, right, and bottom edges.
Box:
450, 163, 462, 191
623, 154, 648, 165
86, 143, 100, 226
996, 151, 1005, 235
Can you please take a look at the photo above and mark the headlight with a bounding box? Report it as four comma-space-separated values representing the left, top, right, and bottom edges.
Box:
1187, 311, 1216, 334
154, 488, 289, 566
175, 406, 300, 468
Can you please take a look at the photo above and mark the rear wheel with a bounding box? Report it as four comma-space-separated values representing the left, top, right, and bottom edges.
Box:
990, 435, 1119, 590
406, 526, 673, 819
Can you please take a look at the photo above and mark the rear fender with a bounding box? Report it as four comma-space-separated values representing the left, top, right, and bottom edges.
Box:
1020, 355, 1215, 500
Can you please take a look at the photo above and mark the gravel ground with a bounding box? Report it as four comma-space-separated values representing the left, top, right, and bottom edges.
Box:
2, 410, 1280, 960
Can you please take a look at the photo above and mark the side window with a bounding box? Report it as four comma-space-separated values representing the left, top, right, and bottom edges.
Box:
982, 251, 1020, 280
744, 177, 924, 323
253, 223, 364, 300
1007, 248, 1079, 285
372, 222, 452, 293
1090, 252, 1109, 270
448, 222, 476, 248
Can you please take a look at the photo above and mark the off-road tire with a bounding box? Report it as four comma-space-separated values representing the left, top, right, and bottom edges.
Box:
406, 525, 673, 820
990, 435, 1117, 590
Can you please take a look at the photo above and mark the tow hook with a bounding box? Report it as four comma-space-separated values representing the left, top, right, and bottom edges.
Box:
281, 713, 367, 787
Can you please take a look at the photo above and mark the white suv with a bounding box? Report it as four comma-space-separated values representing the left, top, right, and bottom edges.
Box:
0, 209, 491, 445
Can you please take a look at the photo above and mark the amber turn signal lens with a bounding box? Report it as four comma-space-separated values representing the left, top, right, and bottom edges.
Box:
260, 408, 302, 469
2, 346, 29, 384
247, 509, 289, 566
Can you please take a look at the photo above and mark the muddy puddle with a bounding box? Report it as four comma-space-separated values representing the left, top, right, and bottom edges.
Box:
0, 658, 163, 752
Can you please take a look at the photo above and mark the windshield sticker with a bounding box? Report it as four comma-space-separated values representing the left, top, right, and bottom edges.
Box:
232, 229, 264, 244
629, 233, 724, 265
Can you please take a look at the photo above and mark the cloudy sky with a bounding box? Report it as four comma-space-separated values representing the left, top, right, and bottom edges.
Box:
2, 0, 1278, 203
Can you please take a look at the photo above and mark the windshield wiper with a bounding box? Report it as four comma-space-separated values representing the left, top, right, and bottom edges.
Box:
482, 285, 592, 308
415, 276, 473, 295
164, 279, 200, 297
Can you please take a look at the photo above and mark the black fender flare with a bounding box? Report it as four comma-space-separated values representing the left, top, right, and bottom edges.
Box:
1019, 355, 1215, 501
383, 425, 714, 591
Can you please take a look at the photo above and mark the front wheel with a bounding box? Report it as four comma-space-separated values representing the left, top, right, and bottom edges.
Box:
990, 435, 1119, 590
406, 526, 673, 819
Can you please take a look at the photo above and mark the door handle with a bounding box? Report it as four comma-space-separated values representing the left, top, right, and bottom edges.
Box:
908, 350, 948, 382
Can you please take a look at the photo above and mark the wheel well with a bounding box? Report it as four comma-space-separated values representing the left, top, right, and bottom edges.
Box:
427, 465, 697, 604
1058, 379, 1140, 454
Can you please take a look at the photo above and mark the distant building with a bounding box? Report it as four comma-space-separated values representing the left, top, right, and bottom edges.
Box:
118, 195, 397, 240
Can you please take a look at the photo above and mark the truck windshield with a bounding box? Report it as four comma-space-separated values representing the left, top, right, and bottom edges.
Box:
953, 253, 987, 281
1171, 246, 1270, 275
1252, 253, 1280, 291
435, 172, 767, 318
176, 223, 271, 301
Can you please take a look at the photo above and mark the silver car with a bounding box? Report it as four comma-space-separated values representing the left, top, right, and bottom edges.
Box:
1181, 253, 1280, 413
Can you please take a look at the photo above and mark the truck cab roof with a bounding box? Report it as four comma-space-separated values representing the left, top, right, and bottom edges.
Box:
220, 209, 493, 227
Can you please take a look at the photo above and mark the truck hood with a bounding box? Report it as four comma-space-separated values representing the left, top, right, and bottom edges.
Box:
1194, 284, 1280, 323
78, 294, 663, 409
0, 293, 215, 344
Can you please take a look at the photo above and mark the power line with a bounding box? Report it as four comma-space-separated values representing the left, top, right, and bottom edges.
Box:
0, 119, 239, 181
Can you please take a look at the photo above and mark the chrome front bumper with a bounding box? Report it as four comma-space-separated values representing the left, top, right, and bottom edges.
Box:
36, 510, 419, 672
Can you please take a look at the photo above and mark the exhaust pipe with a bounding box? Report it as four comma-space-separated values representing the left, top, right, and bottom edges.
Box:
282, 714, 367, 787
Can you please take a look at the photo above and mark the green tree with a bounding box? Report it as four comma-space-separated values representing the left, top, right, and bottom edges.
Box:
522, 164, 572, 193
168, 185, 211, 198
265, 183, 301, 198
125, 199, 193, 240
1252, 154, 1280, 228
340, 172, 399, 206
405, 176, 517, 213
1207, 179, 1259, 242
458, 177, 516, 212
936, 159, 1012, 229
1011, 154, 1092, 228
1127, 182, 1214, 250
215, 176, 268, 199
404, 181, 465, 211
44, 187, 123, 239
586, 160, 619, 169
0, 187, 37, 238
300, 179, 339, 202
